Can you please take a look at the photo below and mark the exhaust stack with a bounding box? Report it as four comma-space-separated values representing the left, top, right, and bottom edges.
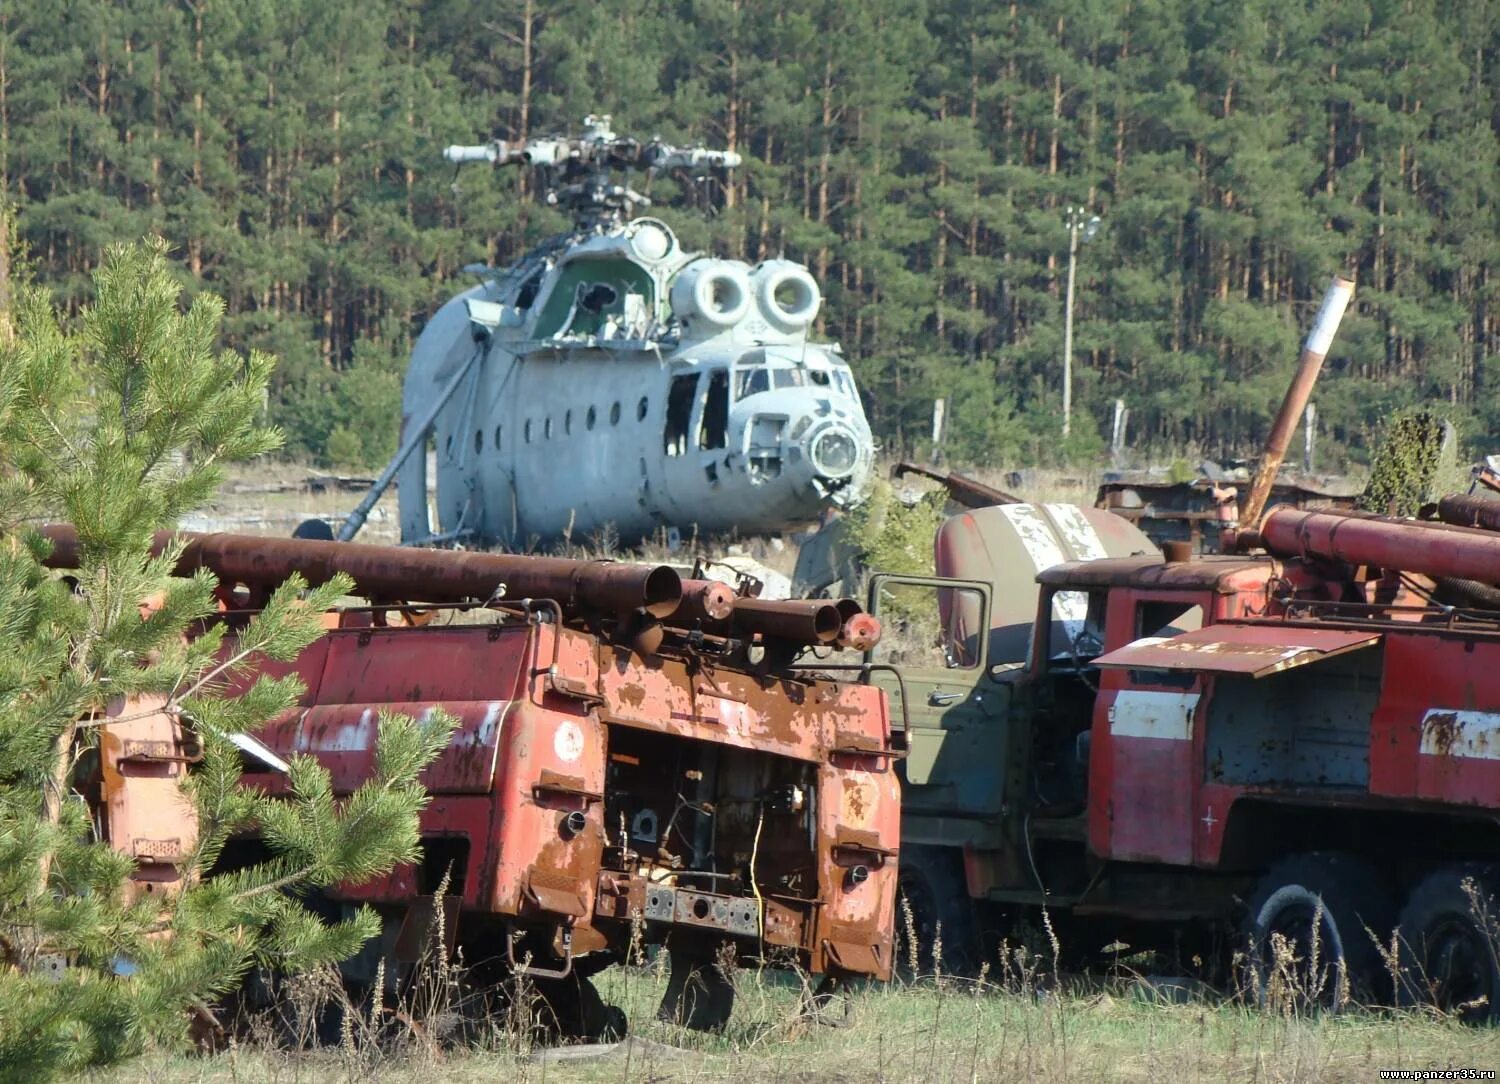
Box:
1239, 276, 1355, 530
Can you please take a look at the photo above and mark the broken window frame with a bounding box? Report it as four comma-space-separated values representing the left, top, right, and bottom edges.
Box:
698, 369, 729, 451
664, 373, 698, 457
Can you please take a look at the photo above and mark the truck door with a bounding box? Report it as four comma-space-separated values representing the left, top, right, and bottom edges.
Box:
1088, 593, 1208, 865
867, 575, 1008, 816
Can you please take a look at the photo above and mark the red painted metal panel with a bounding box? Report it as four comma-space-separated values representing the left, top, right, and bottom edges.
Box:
817, 755, 901, 966
1371, 632, 1500, 808
251, 621, 529, 795
488, 697, 606, 920
314, 624, 531, 705
1094, 623, 1380, 677
1087, 590, 1208, 866
1089, 684, 1201, 864
269, 699, 513, 794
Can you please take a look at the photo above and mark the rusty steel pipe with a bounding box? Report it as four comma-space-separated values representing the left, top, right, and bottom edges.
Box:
1434, 494, 1500, 535
1240, 276, 1355, 529
671, 579, 737, 624
831, 597, 881, 651
891, 461, 1021, 508
1259, 507, 1500, 586
732, 598, 842, 644
40, 525, 683, 617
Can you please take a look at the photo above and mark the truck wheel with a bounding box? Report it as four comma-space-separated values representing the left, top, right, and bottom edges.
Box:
1396, 865, 1500, 1023
1240, 852, 1393, 1009
533, 973, 627, 1042
895, 845, 976, 977
657, 947, 735, 1031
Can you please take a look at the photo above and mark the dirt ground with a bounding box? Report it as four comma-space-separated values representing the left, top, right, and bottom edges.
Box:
190, 461, 403, 546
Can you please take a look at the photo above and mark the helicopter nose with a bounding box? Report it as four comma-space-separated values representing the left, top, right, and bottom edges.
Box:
807, 423, 861, 480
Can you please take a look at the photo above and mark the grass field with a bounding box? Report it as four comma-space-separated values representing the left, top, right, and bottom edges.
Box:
107, 960, 1500, 1084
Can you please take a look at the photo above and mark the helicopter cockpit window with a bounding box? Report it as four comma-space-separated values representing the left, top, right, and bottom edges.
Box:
664, 374, 698, 457
578, 282, 618, 314
832, 368, 855, 397
516, 268, 544, 310
735, 367, 769, 399
808, 368, 831, 387
533, 257, 653, 338
772, 369, 806, 390
699, 369, 729, 450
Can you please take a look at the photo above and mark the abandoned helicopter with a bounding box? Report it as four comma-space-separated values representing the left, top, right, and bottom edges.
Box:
337, 115, 876, 548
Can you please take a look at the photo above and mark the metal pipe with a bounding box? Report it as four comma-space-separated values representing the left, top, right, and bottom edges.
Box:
1062, 211, 1080, 439
40, 525, 682, 618
1239, 275, 1355, 529
1434, 494, 1500, 534
1259, 508, 1500, 586
836, 613, 882, 652
671, 579, 737, 623
338, 343, 484, 542
890, 461, 1020, 509
829, 598, 881, 650
732, 598, 842, 644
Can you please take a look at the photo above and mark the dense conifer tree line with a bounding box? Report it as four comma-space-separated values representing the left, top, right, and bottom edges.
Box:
1, 0, 1494, 467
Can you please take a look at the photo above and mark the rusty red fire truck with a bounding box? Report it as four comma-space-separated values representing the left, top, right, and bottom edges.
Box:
47, 528, 900, 1035
871, 500, 1500, 1018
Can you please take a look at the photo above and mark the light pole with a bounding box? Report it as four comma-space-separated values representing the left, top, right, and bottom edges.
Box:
1061, 206, 1101, 439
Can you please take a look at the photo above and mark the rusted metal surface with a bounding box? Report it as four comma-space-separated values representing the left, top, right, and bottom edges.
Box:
891, 461, 1022, 507
731, 597, 842, 643
1258, 507, 1500, 587
1432, 493, 1500, 534
1036, 554, 1272, 592
1097, 476, 1359, 554
41, 524, 683, 618
671, 579, 737, 623
1094, 623, 1380, 677
224, 567, 897, 987
1240, 276, 1355, 528
97, 694, 199, 903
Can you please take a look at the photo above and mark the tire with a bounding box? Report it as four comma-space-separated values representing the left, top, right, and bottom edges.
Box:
1239, 852, 1394, 1010
1396, 864, 1500, 1024
895, 844, 977, 978
533, 973, 627, 1041
657, 947, 735, 1031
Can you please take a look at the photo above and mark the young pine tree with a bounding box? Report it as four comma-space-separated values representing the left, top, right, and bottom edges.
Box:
0, 238, 454, 1081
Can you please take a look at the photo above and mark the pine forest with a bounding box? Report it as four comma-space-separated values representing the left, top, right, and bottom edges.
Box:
2, 0, 1495, 470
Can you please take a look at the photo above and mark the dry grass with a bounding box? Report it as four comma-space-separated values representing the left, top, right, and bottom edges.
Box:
100, 962, 1500, 1084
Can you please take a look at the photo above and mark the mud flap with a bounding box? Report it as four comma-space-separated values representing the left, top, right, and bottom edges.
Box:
823, 937, 882, 975
394, 894, 461, 964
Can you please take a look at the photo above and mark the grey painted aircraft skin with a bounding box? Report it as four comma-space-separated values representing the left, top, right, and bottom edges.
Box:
395, 214, 875, 548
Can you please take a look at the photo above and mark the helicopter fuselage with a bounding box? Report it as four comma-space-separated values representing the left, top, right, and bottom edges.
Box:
396, 218, 875, 548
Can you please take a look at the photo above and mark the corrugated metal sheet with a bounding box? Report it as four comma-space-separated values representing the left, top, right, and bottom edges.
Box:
1094, 623, 1380, 678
